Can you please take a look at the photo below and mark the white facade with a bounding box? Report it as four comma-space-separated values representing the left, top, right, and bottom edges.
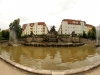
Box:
58, 19, 88, 35
22, 22, 48, 35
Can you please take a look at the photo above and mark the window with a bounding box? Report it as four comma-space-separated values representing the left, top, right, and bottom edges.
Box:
73, 21, 75, 23
76, 22, 78, 24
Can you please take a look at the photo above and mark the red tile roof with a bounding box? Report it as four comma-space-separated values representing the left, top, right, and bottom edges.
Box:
38, 22, 46, 26
62, 19, 86, 25
86, 24, 93, 27
30, 23, 34, 27
22, 22, 46, 29
22, 24, 27, 29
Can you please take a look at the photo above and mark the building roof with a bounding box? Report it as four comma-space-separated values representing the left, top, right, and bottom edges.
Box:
30, 23, 34, 27
62, 19, 86, 25
22, 22, 46, 29
38, 22, 46, 26
86, 24, 94, 27
22, 24, 27, 29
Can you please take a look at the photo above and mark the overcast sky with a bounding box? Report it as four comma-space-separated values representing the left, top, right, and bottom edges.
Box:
0, 0, 100, 30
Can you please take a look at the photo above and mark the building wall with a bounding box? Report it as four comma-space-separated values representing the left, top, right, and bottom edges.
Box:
86, 24, 94, 32
22, 22, 48, 36
58, 19, 88, 35
26, 24, 31, 35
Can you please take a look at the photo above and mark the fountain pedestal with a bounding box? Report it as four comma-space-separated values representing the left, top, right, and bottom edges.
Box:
44, 25, 58, 42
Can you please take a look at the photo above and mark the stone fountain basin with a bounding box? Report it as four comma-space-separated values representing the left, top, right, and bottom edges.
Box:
22, 43, 84, 47
0, 55, 100, 75
0, 43, 100, 75
95, 44, 100, 47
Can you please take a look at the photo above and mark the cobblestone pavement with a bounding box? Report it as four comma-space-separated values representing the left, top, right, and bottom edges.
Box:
0, 59, 100, 75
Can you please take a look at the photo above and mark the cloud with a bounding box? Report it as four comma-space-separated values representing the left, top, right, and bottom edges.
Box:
0, 0, 2, 3
0, 0, 100, 30
0, 20, 9, 29
48, 0, 79, 15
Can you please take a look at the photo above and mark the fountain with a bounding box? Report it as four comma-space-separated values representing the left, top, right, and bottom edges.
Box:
1, 25, 99, 75
23, 25, 84, 47
96, 25, 100, 47
44, 25, 58, 42
0, 44, 100, 75
8, 29, 17, 46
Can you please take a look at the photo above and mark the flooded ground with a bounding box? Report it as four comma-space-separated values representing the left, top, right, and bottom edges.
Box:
0, 44, 100, 70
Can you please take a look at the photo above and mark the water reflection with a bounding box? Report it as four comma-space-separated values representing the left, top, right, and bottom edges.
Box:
0, 44, 100, 70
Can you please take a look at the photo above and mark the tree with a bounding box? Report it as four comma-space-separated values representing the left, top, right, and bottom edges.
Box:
83, 31, 87, 38
91, 26, 96, 33
91, 27, 96, 40
9, 18, 22, 38
0, 30, 9, 40
91, 31, 96, 39
91, 27, 96, 39
88, 30, 92, 39
87, 26, 96, 39
78, 33, 83, 38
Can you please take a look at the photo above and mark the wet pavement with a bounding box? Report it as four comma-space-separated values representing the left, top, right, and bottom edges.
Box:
0, 59, 40, 75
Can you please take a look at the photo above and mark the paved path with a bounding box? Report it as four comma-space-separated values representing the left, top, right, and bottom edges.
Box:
0, 59, 40, 75
0, 59, 100, 75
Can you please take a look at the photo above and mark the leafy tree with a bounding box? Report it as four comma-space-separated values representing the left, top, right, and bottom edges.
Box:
78, 33, 83, 38
91, 27, 96, 39
92, 26, 96, 33
87, 26, 96, 39
21, 34, 28, 38
83, 31, 87, 38
87, 30, 92, 39
91, 31, 96, 39
9, 18, 22, 38
0, 31, 3, 40
0, 30, 9, 40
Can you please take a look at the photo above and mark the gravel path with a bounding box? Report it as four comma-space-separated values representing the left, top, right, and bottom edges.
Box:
0, 58, 100, 75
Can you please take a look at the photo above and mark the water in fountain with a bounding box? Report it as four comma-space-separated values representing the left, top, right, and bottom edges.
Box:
96, 25, 100, 45
9, 29, 17, 45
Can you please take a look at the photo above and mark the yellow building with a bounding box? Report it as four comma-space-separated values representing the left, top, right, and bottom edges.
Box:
86, 24, 94, 32
22, 22, 49, 36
